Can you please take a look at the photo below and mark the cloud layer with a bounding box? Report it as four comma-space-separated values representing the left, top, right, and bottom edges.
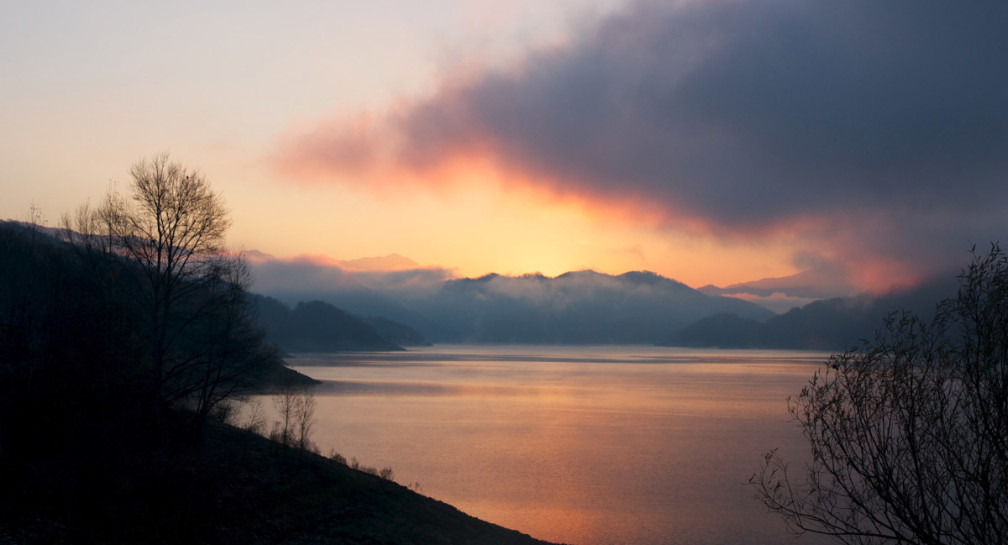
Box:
280, 0, 1008, 283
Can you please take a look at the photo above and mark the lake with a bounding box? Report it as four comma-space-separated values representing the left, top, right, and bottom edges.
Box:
280, 345, 835, 545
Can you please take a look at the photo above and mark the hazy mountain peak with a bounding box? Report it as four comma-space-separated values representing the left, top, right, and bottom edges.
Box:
719, 267, 857, 299
555, 269, 606, 281
618, 270, 687, 288
701, 266, 860, 314
245, 249, 278, 264
338, 253, 419, 271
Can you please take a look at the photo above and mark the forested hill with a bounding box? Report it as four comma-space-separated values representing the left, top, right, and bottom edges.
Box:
252, 295, 415, 352
0, 219, 310, 389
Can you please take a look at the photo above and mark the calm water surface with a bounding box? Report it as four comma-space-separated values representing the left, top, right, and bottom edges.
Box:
285, 345, 834, 545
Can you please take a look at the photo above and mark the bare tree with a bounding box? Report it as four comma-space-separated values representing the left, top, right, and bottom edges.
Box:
752, 244, 1008, 545
61, 154, 272, 433
271, 382, 295, 448
293, 386, 317, 452
114, 155, 230, 420
270, 382, 317, 452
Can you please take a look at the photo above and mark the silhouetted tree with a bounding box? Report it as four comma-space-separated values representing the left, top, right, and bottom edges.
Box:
166, 254, 279, 435
752, 244, 1008, 545
116, 155, 229, 423
62, 154, 269, 434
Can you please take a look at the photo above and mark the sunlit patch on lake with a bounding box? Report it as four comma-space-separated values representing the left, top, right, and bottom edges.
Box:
282, 345, 835, 545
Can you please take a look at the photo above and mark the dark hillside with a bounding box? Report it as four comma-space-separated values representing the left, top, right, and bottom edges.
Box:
0, 417, 555, 545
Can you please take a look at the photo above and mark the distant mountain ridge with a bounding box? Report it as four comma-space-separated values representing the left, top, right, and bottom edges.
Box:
665, 277, 956, 350
252, 262, 776, 344
246, 251, 962, 349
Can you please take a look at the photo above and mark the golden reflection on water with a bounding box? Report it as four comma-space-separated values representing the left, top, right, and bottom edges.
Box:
281, 346, 834, 545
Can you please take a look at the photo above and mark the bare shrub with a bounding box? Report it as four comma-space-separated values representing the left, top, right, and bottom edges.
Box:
752, 244, 1008, 545
209, 399, 238, 425
271, 382, 316, 452
327, 449, 347, 465
242, 399, 267, 435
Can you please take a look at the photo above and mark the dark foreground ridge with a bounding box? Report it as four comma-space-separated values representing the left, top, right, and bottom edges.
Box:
0, 416, 557, 545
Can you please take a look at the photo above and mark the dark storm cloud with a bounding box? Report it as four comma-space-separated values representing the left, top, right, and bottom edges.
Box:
384, 0, 1008, 225
282, 0, 1008, 280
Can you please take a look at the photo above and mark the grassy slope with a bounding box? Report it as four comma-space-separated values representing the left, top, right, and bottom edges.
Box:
0, 420, 557, 545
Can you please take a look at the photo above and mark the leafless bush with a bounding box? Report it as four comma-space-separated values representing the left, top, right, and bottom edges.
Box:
327, 449, 347, 465
241, 399, 267, 435
209, 399, 238, 425
752, 244, 1008, 545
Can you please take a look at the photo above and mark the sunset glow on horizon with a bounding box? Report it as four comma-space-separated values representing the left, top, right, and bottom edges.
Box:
241, 163, 808, 290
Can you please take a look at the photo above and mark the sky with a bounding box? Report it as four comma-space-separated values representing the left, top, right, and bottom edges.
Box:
3, 0, 1007, 305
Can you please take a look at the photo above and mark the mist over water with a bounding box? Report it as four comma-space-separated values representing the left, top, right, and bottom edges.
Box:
288, 346, 834, 545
